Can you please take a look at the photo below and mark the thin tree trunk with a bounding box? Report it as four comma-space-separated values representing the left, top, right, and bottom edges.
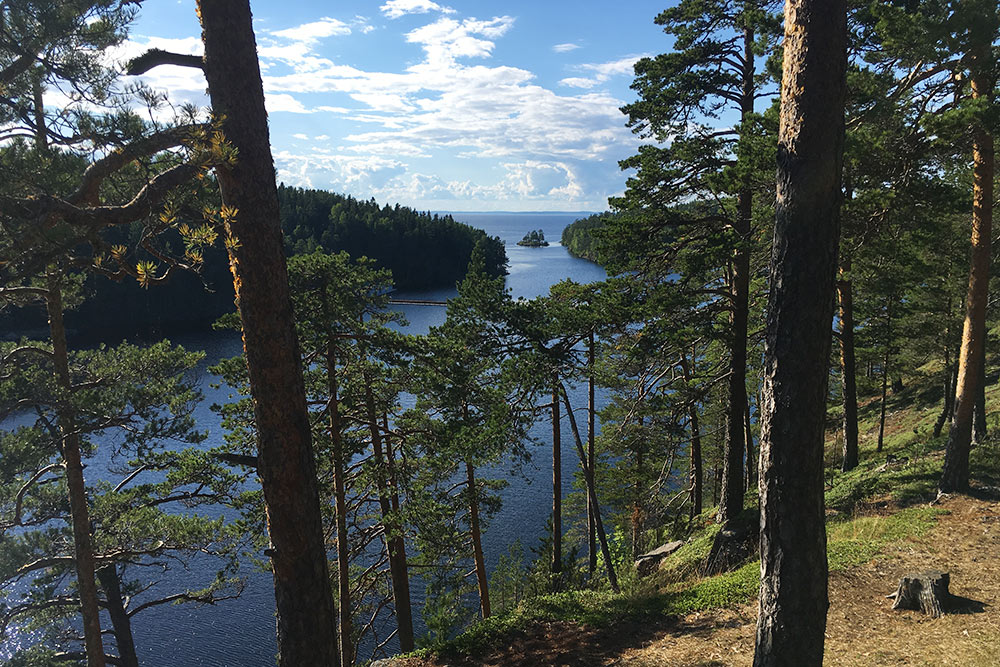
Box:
551, 378, 562, 575
680, 354, 703, 518
96, 566, 139, 667
941, 52, 994, 493
361, 367, 414, 652
196, 3, 338, 663
745, 398, 755, 488
327, 349, 352, 667
587, 333, 597, 574
838, 257, 859, 470
973, 355, 987, 445
466, 461, 491, 618
754, 2, 845, 665
934, 346, 954, 438
719, 23, 755, 527
877, 304, 892, 453
559, 386, 619, 593
46, 274, 106, 667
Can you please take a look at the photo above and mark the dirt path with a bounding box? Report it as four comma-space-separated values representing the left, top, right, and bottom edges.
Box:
617, 494, 1000, 667
404, 494, 999, 666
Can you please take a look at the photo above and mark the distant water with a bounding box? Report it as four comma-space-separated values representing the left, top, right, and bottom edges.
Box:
2, 213, 609, 666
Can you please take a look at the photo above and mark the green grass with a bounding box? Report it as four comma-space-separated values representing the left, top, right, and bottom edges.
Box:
409, 361, 1000, 663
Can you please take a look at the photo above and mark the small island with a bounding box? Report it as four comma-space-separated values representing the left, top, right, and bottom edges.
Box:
517, 229, 549, 247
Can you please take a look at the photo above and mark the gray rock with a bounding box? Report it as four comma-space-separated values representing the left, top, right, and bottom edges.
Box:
635, 540, 684, 577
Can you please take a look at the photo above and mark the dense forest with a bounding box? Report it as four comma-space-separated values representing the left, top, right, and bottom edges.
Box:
2, 1, 999, 667
0, 184, 505, 339
560, 212, 613, 262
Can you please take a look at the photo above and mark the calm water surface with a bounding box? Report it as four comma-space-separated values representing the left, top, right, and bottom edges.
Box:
5, 213, 609, 665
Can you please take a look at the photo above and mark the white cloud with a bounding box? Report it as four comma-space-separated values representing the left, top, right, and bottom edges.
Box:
292, 133, 309, 140
271, 17, 350, 42
380, 0, 455, 20
552, 43, 581, 53
559, 55, 643, 89
265, 93, 314, 113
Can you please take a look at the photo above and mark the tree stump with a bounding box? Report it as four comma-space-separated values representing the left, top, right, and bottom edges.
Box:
890, 571, 950, 618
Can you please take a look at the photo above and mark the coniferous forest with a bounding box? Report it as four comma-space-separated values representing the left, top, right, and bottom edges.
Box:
2, 1, 1000, 666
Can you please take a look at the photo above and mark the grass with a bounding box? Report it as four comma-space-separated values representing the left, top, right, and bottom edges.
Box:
408, 361, 1000, 663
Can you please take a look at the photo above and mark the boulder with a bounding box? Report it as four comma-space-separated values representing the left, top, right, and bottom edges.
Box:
635, 540, 684, 576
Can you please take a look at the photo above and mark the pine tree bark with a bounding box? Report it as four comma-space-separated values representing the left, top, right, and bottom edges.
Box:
754, 1, 845, 665
838, 258, 859, 471
934, 347, 954, 438
46, 274, 106, 667
719, 24, 755, 527
196, 3, 338, 664
941, 49, 994, 493
96, 565, 139, 667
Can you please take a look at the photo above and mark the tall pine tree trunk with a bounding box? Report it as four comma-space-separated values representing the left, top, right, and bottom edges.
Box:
941, 50, 994, 493
877, 303, 892, 453
97, 565, 139, 667
46, 274, 106, 667
934, 345, 954, 438
196, 3, 338, 663
362, 368, 414, 652
754, 1, 845, 664
560, 387, 619, 592
587, 334, 597, 574
466, 461, 491, 618
680, 354, 703, 518
719, 24, 755, 527
973, 355, 987, 444
838, 258, 859, 470
327, 349, 353, 667
551, 378, 562, 575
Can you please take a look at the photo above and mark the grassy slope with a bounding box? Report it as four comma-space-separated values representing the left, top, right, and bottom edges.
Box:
407, 363, 1000, 663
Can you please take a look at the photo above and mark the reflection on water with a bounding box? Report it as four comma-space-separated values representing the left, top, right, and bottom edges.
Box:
4, 213, 610, 665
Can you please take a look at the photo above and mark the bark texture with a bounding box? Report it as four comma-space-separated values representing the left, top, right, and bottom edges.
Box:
46, 275, 106, 667
891, 571, 950, 618
754, 1, 846, 665
327, 351, 353, 667
941, 55, 994, 493
196, 2, 338, 664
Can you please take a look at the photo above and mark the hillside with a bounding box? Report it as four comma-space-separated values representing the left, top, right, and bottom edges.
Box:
383, 369, 1000, 667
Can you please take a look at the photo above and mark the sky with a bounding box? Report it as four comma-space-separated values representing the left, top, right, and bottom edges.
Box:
116, 0, 676, 212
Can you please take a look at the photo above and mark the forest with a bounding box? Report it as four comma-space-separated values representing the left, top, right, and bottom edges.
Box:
0, 183, 505, 340
1, 1, 999, 666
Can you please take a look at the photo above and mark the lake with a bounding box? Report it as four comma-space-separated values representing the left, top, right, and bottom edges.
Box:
3, 212, 609, 665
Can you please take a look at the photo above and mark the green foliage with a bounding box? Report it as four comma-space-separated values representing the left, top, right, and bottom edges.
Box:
516, 229, 548, 247
560, 212, 613, 262
280, 184, 507, 289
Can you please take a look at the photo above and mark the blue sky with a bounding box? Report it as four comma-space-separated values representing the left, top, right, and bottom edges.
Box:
117, 0, 675, 212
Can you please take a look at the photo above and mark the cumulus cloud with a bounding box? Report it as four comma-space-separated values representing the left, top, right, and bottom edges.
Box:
380, 0, 455, 20
559, 55, 643, 89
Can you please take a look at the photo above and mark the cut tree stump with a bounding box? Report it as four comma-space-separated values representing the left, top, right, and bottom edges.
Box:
889, 570, 950, 618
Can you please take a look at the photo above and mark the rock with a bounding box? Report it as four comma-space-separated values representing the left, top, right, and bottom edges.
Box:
701, 523, 758, 576
635, 540, 684, 577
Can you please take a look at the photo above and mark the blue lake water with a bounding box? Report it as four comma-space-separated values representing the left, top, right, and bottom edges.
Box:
3, 212, 611, 665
